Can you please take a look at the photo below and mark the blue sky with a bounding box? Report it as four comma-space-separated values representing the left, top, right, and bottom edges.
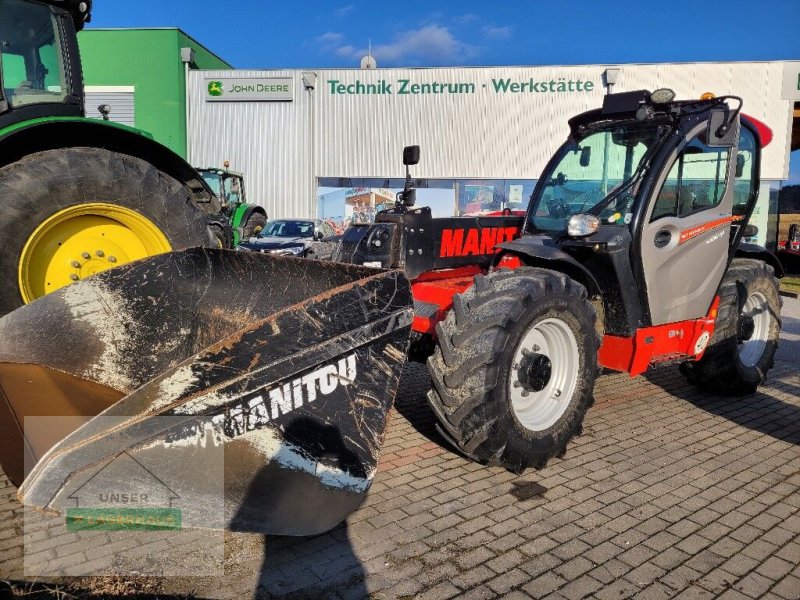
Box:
88, 1, 800, 69
88, 0, 800, 181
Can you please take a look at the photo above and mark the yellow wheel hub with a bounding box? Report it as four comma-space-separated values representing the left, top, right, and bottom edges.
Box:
18, 203, 171, 303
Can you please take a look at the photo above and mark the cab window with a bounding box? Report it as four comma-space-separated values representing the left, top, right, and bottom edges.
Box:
651, 133, 730, 222
0, 0, 68, 108
732, 126, 757, 217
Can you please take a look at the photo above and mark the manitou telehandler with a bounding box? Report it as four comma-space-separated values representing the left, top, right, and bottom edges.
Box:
0, 88, 782, 538
0, 0, 229, 318
333, 88, 783, 474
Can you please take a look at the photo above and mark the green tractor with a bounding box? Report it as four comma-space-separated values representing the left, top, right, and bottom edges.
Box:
0, 0, 227, 317
197, 163, 268, 245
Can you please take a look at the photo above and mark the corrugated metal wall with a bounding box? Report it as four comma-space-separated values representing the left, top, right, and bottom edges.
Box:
84, 87, 135, 126
188, 70, 312, 219
188, 62, 794, 219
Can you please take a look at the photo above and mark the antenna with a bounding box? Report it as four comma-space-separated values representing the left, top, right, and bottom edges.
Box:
360, 39, 377, 69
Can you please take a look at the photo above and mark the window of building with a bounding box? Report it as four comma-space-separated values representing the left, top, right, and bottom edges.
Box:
318, 177, 536, 229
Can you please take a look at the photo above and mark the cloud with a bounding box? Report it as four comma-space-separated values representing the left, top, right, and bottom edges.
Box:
335, 4, 354, 17
315, 32, 344, 50
482, 24, 512, 39
454, 13, 479, 25
334, 25, 478, 65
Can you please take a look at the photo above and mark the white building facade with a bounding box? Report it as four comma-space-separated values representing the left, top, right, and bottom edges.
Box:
187, 61, 800, 247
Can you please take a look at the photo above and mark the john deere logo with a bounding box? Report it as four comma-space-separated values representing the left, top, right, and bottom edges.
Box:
208, 81, 223, 97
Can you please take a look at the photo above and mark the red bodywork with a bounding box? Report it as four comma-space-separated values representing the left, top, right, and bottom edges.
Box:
411, 266, 484, 334
597, 297, 720, 376
409, 247, 720, 376
778, 240, 800, 257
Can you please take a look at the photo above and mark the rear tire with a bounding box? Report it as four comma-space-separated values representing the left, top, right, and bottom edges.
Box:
0, 147, 212, 317
242, 211, 267, 239
427, 267, 599, 473
680, 259, 781, 395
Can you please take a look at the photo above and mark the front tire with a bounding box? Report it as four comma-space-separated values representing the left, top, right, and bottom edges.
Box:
680, 258, 781, 395
427, 267, 599, 473
0, 147, 213, 317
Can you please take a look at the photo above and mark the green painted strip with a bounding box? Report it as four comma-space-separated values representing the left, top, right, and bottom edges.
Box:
66, 507, 182, 531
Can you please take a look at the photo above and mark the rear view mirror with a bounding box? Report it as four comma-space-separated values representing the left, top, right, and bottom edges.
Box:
735, 153, 746, 178
707, 109, 739, 147
401, 188, 416, 207
403, 145, 420, 166
579, 146, 591, 167
742, 224, 758, 238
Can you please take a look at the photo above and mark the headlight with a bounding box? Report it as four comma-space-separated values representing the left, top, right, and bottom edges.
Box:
269, 246, 304, 255
567, 214, 600, 237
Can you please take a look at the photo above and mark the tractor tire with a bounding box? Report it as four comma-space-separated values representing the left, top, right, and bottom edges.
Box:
242, 212, 267, 239
427, 267, 599, 473
0, 147, 213, 317
680, 258, 781, 395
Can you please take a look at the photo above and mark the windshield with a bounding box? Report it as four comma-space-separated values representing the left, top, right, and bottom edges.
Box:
200, 171, 243, 204
0, 0, 69, 109
201, 172, 222, 196
260, 220, 315, 238
528, 121, 669, 232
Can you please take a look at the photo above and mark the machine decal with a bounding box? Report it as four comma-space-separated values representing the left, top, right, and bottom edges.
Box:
439, 226, 520, 257
679, 215, 743, 245
678, 216, 731, 244
212, 354, 357, 432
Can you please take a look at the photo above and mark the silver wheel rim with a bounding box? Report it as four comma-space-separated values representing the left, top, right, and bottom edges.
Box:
509, 317, 580, 432
738, 291, 770, 368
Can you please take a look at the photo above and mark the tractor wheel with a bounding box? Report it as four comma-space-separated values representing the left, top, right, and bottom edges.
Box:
680, 259, 780, 395
427, 267, 599, 473
0, 147, 212, 317
242, 212, 267, 239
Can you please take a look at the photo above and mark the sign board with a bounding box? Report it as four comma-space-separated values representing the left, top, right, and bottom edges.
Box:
781, 62, 800, 100
205, 77, 293, 102
508, 185, 524, 205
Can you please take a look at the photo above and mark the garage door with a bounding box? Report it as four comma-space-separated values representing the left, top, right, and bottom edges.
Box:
84, 86, 135, 126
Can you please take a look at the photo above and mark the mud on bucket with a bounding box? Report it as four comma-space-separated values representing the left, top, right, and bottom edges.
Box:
0, 248, 413, 535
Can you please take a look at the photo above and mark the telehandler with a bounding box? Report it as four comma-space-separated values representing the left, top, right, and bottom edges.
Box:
334, 89, 782, 474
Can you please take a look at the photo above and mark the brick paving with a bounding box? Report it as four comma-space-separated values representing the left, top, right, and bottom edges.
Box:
1, 300, 799, 599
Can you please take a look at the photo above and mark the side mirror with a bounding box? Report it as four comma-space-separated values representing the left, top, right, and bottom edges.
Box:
735, 153, 746, 178
742, 224, 758, 238
98, 104, 111, 121
403, 145, 420, 166
579, 146, 591, 167
401, 188, 416, 207
707, 109, 739, 147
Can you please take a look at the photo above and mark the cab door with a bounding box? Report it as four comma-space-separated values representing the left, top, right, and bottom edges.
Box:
638, 120, 738, 326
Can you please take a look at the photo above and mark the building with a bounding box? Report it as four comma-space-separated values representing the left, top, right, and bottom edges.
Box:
186, 61, 800, 249
78, 28, 232, 157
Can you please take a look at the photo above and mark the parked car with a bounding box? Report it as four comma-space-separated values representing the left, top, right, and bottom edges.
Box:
238, 219, 336, 259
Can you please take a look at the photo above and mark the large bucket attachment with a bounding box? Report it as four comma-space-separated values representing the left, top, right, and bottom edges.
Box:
0, 248, 412, 535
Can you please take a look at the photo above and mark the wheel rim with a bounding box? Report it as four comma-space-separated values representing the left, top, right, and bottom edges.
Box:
18, 203, 172, 303
509, 317, 580, 432
737, 291, 771, 368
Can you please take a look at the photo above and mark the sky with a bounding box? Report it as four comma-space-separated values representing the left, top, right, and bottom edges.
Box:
87, 0, 800, 180
87, 0, 800, 70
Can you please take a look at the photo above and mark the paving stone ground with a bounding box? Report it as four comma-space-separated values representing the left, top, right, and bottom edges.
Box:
1, 300, 799, 599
